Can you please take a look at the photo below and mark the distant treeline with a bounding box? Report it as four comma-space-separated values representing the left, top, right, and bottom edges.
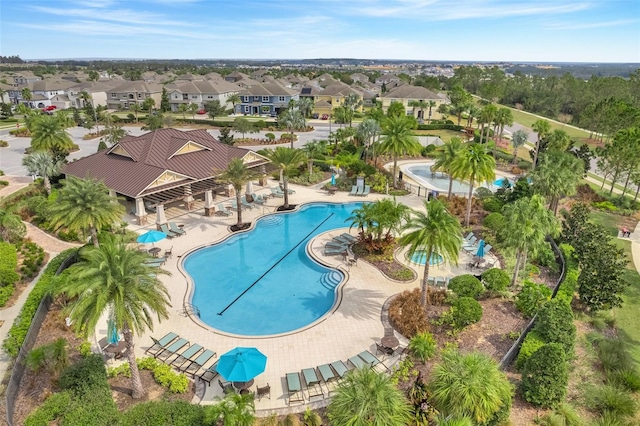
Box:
0, 55, 25, 64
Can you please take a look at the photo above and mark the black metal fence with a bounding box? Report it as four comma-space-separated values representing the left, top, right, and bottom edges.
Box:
403, 181, 468, 199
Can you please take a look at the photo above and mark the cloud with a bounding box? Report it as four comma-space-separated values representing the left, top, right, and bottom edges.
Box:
545, 19, 639, 30
29, 5, 193, 27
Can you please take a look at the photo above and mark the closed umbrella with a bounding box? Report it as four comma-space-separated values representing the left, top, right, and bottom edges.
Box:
476, 240, 486, 258
216, 347, 267, 383
136, 230, 166, 246
107, 319, 119, 344
331, 173, 336, 186
246, 181, 253, 196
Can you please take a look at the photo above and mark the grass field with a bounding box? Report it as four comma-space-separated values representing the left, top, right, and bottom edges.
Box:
413, 129, 464, 142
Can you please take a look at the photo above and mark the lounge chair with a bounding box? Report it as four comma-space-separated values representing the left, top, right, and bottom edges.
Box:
168, 222, 186, 236
279, 184, 295, 194
324, 247, 348, 256
317, 364, 338, 395
270, 187, 284, 198
256, 383, 271, 400
145, 258, 166, 268
330, 360, 350, 380
229, 199, 246, 211
155, 338, 189, 361
159, 223, 178, 238
145, 332, 178, 356
462, 236, 477, 248
434, 277, 447, 289
216, 203, 233, 216
286, 372, 305, 405
348, 355, 367, 369
182, 349, 216, 377
464, 232, 474, 241
332, 235, 354, 245
241, 196, 255, 209
144, 201, 156, 213
339, 233, 357, 242
219, 378, 235, 394
483, 244, 493, 254
170, 343, 203, 369
251, 193, 266, 205
427, 276, 436, 286
360, 185, 370, 197
197, 360, 219, 386
355, 186, 364, 196
302, 368, 325, 400
325, 241, 348, 250
358, 350, 389, 372
349, 185, 358, 196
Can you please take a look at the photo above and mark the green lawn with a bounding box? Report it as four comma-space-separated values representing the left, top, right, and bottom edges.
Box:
413, 129, 464, 142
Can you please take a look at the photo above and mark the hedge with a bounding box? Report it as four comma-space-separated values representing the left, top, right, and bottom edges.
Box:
0, 241, 19, 287
448, 274, 484, 299
120, 401, 205, 426
516, 331, 545, 370
176, 118, 278, 128
2, 248, 77, 357
521, 343, 568, 407
416, 123, 463, 131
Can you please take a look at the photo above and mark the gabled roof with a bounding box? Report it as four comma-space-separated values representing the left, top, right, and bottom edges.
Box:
317, 83, 362, 97
64, 128, 268, 198
110, 80, 163, 94
381, 85, 440, 100
239, 81, 297, 97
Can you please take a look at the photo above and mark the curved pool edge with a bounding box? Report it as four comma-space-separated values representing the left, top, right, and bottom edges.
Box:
400, 161, 509, 195
177, 202, 360, 339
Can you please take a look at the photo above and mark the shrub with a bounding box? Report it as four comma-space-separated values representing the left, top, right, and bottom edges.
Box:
482, 212, 504, 235
409, 331, 437, 363
0, 241, 19, 286
443, 297, 482, 331
516, 331, 545, 371
120, 401, 204, 426
137, 356, 189, 393
0, 140, 8, 147
521, 343, 568, 407
515, 280, 551, 318
533, 299, 576, 355
533, 243, 558, 272
609, 368, 640, 392
448, 274, 484, 299
538, 403, 582, 426
388, 288, 429, 338
264, 132, 275, 141
0, 284, 15, 306
586, 384, 637, 418
59, 354, 109, 396
482, 197, 504, 213
24, 391, 74, 426
556, 269, 578, 305
481, 268, 510, 293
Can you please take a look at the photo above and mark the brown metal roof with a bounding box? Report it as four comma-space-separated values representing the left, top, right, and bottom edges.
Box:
64, 128, 268, 198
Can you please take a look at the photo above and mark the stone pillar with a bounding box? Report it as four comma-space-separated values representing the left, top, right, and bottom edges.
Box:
135, 197, 147, 225
204, 190, 216, 216
155, 204, 167, 228
184, 184, 195, 211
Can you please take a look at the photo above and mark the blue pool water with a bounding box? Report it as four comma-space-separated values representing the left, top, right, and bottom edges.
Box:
409, 250, 443, 266
406, 164, 502, 194
183, 202, 362, 336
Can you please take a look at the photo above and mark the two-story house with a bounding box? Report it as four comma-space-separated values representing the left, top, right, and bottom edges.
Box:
106, 81, 163, 111
165, 79, 242, 111
67, 81, 115, 109
379, 85, 447, 121
312, 82, 365, 117
237, 82, 298, 116
30, 79, 76, 108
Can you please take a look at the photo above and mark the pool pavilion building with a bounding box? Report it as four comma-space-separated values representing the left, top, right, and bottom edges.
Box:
64, 128, 270, 226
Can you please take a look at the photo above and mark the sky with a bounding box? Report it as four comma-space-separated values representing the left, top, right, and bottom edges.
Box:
1, 0, 639, 63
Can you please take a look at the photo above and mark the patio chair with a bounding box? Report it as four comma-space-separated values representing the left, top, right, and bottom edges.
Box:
279, 183, 295, 194
229, 199, 246, 211
427, 276, 436, 286
145, 332, 179, 356
348, 355, 367, 369
464, 232, 474, 241
251, 193, 266, 205
216, 203, 233, 216
339, 233, 357, 242
219, 378, 235, 394
241, 196, 255, 209
164, 246, 173, 258
159, 223, 178, 238
144, 200, 156, 213
197, 361, 219, 386
375, 342, 394, 359
270, 187, 284, 198
325, 241, 348, 250
286, 372, 305, 405
330, 360, 350, 380
170, 343, 203, 369
256, 383, 271, 400
324, 247, 348, 256
302, 368, 325, 400
182, 349, 217, 377
349, 185, 358, 196
355, 186, 364, 196
155, 338, 189, 362
462, 236, 477, 248
358, 350, 390, 372
360, 185, 370, 197
317, 364, 338, 395
168, 222, 186, 236
434, 277, 447, 289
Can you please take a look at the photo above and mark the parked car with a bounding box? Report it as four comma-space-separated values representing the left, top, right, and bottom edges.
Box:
197, 109, 207, 115
321, 114, 329, 120
44, 105, 56, 111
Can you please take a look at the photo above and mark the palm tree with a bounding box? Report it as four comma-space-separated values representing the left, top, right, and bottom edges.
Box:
346, 202, 375, 237
48, 176, 125, 248
278, 108, 305, 149
530, 150, 583, 215
264, 147, 306, 210
21, 87, 32, 107
129, 102, 141, 123
379, 115, 422, 188
502, 194, 559, 285
409, 100, 429, 123
432, 137, 464, 199
217, 158, 257, 228
478, 104, 497, 144
295, 97, 315, 120
204, 392, 255, 425
494, 107, 513, 146
466, 105, 479, 128
399, 199, 462, 307
22, 151, 63, 194
227, 93, 241, 114
56, 237, 171, 399
451, 143, 496, 227
101, 114, 127, 146
301, 140, 327, 180
343, 93, 362, 127
357, 118, 381, 161
510, 129, 528, 164
327, 367, 412, 426
188, 102, 199, 119
178, 103, 189, 121
531, 119, 551, 170
427, 100, 437, 124
142, 98, 156, 115
29, 114, 75, 156
430, 350, 513, 425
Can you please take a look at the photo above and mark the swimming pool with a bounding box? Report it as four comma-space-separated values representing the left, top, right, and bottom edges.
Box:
183, 202, 362, 336
409, 250, 443, 266
403, 163, 504, 194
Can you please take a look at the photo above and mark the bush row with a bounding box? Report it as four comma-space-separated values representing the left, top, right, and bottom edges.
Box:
0, 241, 19, 307
109, 357, 190, 394
416, 123, 463, 131
2, 248, 77, 357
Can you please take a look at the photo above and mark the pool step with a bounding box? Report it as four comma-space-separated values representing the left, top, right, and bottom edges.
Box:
320, 271, 343, 290
259, 215, 284, 227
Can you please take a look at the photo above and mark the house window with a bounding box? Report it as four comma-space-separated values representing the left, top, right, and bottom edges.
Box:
137, 93, 142, 98
254, 96, 261, 102
111, 93, 117, 98
262, 96, 270, 102
278, 96, 286, 102
191, 95, 198, 99
242, 96, 249, 102
261, 106, 270, 113
207, 95, 213, 99
244, 106, 250, 113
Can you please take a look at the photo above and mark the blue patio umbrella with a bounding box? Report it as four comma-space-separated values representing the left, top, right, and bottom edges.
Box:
216, 347, 267, 382
107, 319, 119, 344
476, 240, 486, 258
136, 230, 166, 246
331, 173, 336, 186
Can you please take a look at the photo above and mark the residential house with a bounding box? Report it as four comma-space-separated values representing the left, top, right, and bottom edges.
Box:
237, 81, 298, 116
312, 82, 365, 116
30, 79, 76, 108
379, 85, 447, 121
165, 79, 242, 111
67, 81, 115, 109
375, 74, 401, 86
106, 81, 163, 111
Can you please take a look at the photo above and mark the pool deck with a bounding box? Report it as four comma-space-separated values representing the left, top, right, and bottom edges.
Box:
96, 177, 496, 415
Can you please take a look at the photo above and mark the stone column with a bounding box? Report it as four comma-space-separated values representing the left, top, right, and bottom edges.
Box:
184, 184, 195, 210
135, 197, 147, 225
155, 204, 167, 228
204, 190, 216, 216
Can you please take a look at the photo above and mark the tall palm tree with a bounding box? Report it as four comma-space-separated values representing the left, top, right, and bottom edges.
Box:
531, 119, 551, 170
301, 140, 327, 180
430, 350, 513, 425
101, 113, 127, 146
188, 102, 199, 119
432, 137, 464, 199
379, 115, 422, 188
178, 103, 189, 121
29, 114, 75, 156
264, 147, 306, 210
502, 194, 559, 285
327, 367, 412, 426
129, 102, 141, 123
343, 93, 362, 127
227, 93, 241, 113
466, 105, 479, 128
56, 237, 171, 399
357, 118, 381, 161
399, 199, 462, 307
451, 143, 496, 227
278, 108, 305, 149
530, 150, 583, 215
21, 87, 32, 107
217, 158, 257, 228
478, 104, 497, 144
510, 129, 528, 164
494, 107, 513, 146
427, 100, 437, 124
48, 176, 125, 248
22, 151, 63, 194
295, 97, 315, 120
409, 100, 429, 123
